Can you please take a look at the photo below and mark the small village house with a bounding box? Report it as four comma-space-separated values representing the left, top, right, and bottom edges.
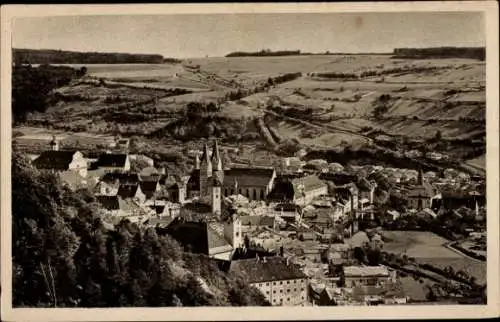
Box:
342, 265, 392, 288
95, 153, 131, 173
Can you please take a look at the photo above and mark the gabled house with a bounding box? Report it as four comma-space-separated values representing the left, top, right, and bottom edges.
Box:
117, 184, 146, 204
228, 256, 308, 306
96, 195, 147, 222
95, 153, 130, 173
32, 150, 88, 177
291, 175, 329, 205
139, 180, 162, 201
162, 215, 243, 261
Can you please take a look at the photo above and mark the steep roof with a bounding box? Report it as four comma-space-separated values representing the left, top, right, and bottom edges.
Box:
187, 169, 201, 191
139, 181, 159, 199
274, 203, 300, 212
223, 167, 275, 187
229, 256, 307, 283
408, 181, 434, 198
343, 265, 390, 278
101, 172, 140, 185
32, 150, 79, 170
240, 215, 275, 227
164, 219, 232, 255
211, 139, 222, 170
291, 175, 327, 195
96, 153, 128, 168
117, 184, 141, 199
96, 195, 140, 212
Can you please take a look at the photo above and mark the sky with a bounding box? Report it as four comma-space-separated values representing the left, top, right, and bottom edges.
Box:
12, 12, 485, 59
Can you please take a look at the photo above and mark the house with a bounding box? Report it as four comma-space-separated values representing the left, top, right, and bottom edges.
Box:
115, 138, 130, 151
328, 163, 344, 173
291, 175, 329, 205
295, 148, 308, 158
147, 201, 181, 218
270, 203, 301, 223
320, 172, 358, 186
95, 153, 130, 173
32, 150, 88, 177
96, 195, 147, 222
139, 180, 162, 201
95, 172, 140, 195
240, 215, 276, 232
408, 170, 440, 210
342, 265, 392, 288
305, 159, 329, 173
228, 256, 308, 306
298, 231, 317, 241
351, 283, 407, 305
334, 183, 360, 214
129, 154, 154, 167
117, 184, 146, 204
58, 170, 90, 191
163, 215, 243, 261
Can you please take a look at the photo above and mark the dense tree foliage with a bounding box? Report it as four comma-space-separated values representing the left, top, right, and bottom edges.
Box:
393, 47, 485, 61
12, 153, 269, 307
226, 49, 302, 57
14, 49, 165, 64
12, 64, 82, 123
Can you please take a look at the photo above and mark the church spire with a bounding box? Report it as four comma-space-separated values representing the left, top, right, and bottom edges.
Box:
201, 143, 210, 164
195, 153, 200, 169
50, 135, 59, 151
211, 138, 222, 171
418, 169, 424, 185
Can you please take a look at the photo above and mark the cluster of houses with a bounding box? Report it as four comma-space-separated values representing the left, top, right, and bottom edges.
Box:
28, 135, 483, 306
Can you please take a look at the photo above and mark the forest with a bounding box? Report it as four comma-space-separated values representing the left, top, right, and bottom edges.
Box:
11, 153, 269, 307
12, 64, 87, 123
392, 47, 485, 60
13, 48, 167, 64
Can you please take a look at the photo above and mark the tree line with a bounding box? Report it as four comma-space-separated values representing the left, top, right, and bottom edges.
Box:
12, 64, 86, 123
392, 47, 485, 61
226, 49, 302, 57
13, 48, 167, 64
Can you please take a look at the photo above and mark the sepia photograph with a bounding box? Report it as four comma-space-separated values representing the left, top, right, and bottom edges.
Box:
1, 2, 499, 321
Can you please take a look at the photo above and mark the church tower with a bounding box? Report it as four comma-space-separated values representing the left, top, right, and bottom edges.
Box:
194, 153, 200, 170
49, 135, 59, 151
418, 169, 424, 185
224, 214, 243, 250
211, 138, 224, 182
211, 176, 222, 216
199, 143, 212, 198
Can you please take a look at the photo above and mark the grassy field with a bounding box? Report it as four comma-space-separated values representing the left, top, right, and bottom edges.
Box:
381, 230, 487, 286
19, 54, 485, 161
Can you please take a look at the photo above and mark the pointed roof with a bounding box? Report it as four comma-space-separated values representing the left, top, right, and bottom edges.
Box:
211, 139, 222, 170
200, 143, 210, 163
195, 153, 201, 169
50, 135, 58, 146
418, 169, 424, 185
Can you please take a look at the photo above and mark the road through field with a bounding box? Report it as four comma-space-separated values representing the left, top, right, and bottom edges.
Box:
264, 109, 374, 147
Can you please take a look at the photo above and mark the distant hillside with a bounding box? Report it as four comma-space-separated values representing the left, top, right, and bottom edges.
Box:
13, 48, 180, 64
393, 47, 485, 61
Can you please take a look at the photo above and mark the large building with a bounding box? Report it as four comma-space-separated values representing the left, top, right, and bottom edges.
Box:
32, 136, 88, 177
229, 256, 308, 306
408, 170, 439, 210
187, 140, 276, 213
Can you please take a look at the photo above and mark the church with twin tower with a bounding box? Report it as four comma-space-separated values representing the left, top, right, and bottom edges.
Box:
197, 139, 223, 216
